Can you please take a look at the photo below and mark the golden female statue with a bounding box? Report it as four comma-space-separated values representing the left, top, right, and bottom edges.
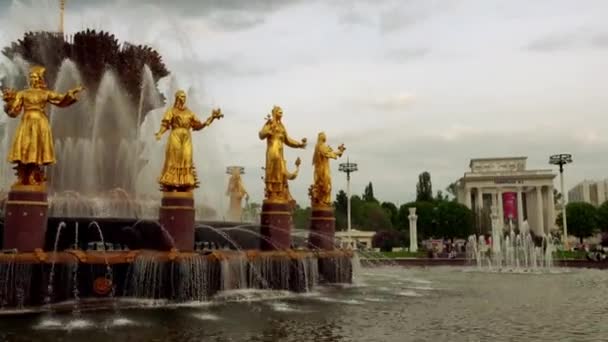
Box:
226, 167, 248, 221
1, 65, 83, 187
155, 90, 222, 192
309, 132, 345, 208
259, 106, 306, 203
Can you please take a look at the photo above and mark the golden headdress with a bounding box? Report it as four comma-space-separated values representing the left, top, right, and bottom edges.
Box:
29, 65, 46, 77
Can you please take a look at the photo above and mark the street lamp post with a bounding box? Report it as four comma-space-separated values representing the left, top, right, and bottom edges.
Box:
339, 158, 358, 247
549, 154, 573, 249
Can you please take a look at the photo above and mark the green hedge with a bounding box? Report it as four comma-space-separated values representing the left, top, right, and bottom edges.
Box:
552, 250, 587, 260
378, 250, 427, 258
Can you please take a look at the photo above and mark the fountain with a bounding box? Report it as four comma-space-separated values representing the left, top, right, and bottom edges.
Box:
0, 29, 354, 314
467, 230, 556, 271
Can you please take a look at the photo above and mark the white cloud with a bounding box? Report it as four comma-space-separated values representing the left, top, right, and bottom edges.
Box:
1, 0, 607, 208
369, 92, 416, 111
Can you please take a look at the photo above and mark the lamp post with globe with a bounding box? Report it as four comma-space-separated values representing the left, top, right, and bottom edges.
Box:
339, 158, 358, 247
549, 154, 573, 249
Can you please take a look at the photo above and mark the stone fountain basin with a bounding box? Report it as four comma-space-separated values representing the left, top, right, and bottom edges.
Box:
0, 249, 354, 314
0, 249, 353, 264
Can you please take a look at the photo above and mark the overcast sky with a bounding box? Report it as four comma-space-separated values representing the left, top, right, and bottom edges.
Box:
0, 0, 607, 207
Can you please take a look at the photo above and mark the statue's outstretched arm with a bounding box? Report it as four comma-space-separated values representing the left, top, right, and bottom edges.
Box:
284, 131, 307, 149
3, 90, 22, 117
48, 86, 83, 107
322, 143, 345, 159
193, 108, 222, 131
155, 108, 172, 140
259, 120, 272, 140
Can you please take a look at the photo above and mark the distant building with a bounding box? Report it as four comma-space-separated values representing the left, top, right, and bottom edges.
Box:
568, 180, 608, 206
454, 157, 556, 236
335, 230, 376, 250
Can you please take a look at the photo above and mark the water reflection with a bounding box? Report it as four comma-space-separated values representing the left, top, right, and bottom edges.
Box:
1, 266, 607, 341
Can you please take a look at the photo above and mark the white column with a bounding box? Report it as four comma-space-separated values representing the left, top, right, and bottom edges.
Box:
346, 173, 353, 248
547, 186, 555, 233
516, 187, 524, 230
408, 207, 418, 253
497, 188, 504, 230
465, 187, 472, 209
536, 186, 544, 235
476, 188, 483, 212
490, 205, 500, 253
560, 170, 569, 249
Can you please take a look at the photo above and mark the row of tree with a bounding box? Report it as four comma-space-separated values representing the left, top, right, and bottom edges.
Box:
290, 171, 475, 250
246, 170, 608, 248
556, 201, 608, 243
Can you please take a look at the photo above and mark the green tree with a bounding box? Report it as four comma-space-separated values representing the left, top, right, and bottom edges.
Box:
381, 201, 399, 228
435, 190, 448, 202
399, 201, 436, 239
334, 190, 348, 230
357, 201, 392, 231
416, 171, 433, 202
292, 204, 311, 230
556, 202, 598, 243
435, 201, 474, 240
363, 182, 378, 203
372, 230, 408, 251
445, 181, 458, 200
243, 201, 261, 221
334, 190, 348, 214
350, 195, 365, 228
597, 201, 608, 232
553, 188, 562, 206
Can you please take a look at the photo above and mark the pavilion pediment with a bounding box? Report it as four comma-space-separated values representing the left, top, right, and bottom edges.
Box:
470, 157, 526, 173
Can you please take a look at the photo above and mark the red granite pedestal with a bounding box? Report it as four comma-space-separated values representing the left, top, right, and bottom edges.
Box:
159, 191, 195, 251
308, 206, 336, 250
260, 201, 292, 250
3, 185, 48, 252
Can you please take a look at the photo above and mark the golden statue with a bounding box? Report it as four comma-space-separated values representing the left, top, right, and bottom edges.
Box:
226, 167, 248, 221
1, 65, 83, 187
259, 106, 306, 203
309, 132, 345, 208
155, 90, 223, 192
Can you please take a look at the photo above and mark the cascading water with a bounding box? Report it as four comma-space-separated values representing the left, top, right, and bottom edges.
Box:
0, 56, 224, 220
467, 231, 557, 272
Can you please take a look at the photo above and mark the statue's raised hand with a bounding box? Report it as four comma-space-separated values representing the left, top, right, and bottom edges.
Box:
68, 85, 84, 98
1, 88, 16, 102
212, 108, 223, 120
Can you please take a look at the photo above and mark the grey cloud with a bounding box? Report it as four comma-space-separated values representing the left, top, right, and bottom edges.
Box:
384, 47, 430, 62
526, 29, 608, 52
336, 0, 457, 34
378, 7, 426, 33
105, 0, 305, 16
592, 33, 608, 48
207, 13, 265, 32
329, 125, 608, 204
63, 0, 305, 31
174, 57, 277, 78
525, 32, 580, 52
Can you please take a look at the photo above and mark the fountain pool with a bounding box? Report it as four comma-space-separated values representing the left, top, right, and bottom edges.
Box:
0, 265, 606, 341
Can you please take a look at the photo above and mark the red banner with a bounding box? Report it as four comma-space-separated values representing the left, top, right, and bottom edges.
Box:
502, 192, 518, 221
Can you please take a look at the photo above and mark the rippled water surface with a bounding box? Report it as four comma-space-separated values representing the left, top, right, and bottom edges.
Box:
1, 266, 607, 341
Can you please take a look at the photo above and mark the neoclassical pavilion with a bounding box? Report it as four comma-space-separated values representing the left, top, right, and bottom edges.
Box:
455, 157, 556, 235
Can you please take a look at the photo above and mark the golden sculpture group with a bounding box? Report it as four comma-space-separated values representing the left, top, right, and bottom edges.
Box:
1, 66, 346, 214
